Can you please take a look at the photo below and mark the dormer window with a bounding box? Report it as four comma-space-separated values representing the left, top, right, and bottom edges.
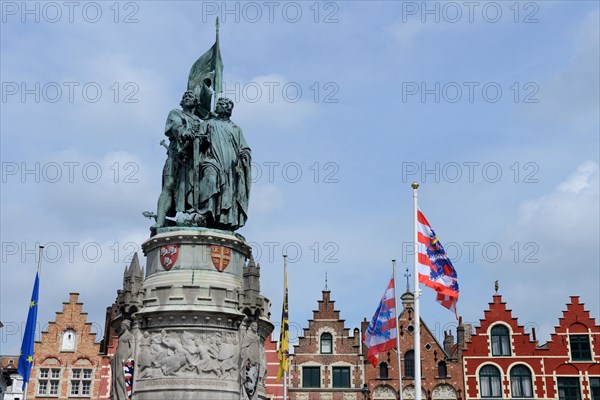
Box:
320, 332, 333, 354
490, 325, 511, 356
569, 335, 592, 361
61, 329, 76, 352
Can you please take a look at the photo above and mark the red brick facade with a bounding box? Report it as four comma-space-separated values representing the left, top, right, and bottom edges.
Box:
265, 336, 285, 399
463, 294, 600, 400
26, 293, 110, 399
361, 291, 465, 400
288, 290, 365, 400
274, 289, 465, 400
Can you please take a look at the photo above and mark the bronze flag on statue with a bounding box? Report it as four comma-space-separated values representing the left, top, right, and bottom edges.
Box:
188, 17, 223, 118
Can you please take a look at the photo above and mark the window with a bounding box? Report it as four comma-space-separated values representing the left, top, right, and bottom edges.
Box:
70, 369, 92, 397
558, 377, 581, 400
569, 335, 592, 361
332, 366, 351, 388
479, 365, 502, 398
590, 377, 600, 400
320, 332, 333, 354
379, 362, 389, 379
302, 366, 320, 388
491, 325, 511, 356
510, 365, 533, 398
438, 361, 448, 378
37, 368, 60, 396
404, 350, 414, 378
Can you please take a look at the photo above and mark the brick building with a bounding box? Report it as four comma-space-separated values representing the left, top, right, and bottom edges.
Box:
265, 336, 284, 399
463, 294, 600, 400
361, 290, 466, 400
288, 289, 365, 400
25, 293, 110, 399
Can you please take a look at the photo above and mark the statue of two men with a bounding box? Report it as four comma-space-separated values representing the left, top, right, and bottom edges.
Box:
150, 92, 251, 234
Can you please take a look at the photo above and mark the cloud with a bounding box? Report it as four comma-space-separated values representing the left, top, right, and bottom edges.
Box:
249, 183, 285, 216
489, 160, 600, 342
530, 10, 600, 134
223, 74, 319, 132
510, 160, 599, 245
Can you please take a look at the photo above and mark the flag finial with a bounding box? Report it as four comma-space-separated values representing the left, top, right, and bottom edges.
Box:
324, 271, 328, 291
411, 181, 420, 190
495, 280, 499, 293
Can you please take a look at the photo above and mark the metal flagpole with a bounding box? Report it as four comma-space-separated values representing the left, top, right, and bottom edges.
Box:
411, 182, 422, 400
23, 246, 44, 400
392, 260, 403, 400
283, 254, 288, 400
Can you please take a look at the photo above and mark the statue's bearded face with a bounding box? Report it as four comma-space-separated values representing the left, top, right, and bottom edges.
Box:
216, 98, 234, 116
181, 91, 197, 108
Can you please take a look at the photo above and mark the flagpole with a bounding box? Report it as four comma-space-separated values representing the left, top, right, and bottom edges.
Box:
37, 246, 44, 276
283, 254, 288, 400
411, 182, 422, 400
392, 260, 403, 400
23, 246, 43, 400
213, 16, 221, 111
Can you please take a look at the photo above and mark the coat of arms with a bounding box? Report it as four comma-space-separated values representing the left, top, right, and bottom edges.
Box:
211, 245, 231, 272
159, 244, 180, 270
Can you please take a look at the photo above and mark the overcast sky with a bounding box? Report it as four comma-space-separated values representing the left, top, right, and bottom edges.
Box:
1, 1, 599, 355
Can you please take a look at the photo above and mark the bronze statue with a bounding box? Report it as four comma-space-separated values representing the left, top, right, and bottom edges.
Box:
195, 97, 251, 231
150, 91, 201, 234
147, 25, 251, 234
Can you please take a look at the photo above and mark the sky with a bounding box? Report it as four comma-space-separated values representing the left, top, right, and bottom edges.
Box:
1, 1, 599, 355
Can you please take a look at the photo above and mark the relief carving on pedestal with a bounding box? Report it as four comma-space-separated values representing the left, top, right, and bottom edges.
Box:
240, 321, 261, 399
137, 330, 238, 379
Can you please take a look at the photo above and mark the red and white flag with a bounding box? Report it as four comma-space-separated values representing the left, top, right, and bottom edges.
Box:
123, 359, 134, 399
363, 277, 397, 366
417, 209, 459, 317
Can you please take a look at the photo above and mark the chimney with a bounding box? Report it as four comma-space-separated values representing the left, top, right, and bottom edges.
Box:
353, 327, 360, 351
361, 318, 369, 357
456, 316, 465, 359
443, 330, 454, 355
531, 327, 537, 343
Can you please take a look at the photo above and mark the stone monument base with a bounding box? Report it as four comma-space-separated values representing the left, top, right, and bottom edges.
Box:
128, 228, 272, 400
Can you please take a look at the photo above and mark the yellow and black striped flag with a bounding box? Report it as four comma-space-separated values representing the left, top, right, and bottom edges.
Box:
277, 260, 289, 381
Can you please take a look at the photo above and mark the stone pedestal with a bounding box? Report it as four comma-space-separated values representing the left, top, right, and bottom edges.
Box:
129, 228, 272, 400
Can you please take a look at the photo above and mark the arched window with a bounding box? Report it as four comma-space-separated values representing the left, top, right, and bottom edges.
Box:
438, 361, 448, 378
320, 332, 332, 354
379, 362, 389, 379
404, 350, 414, 378
510, 365, 533, 398
491, 325, 511, 356
479, 365, 502, 398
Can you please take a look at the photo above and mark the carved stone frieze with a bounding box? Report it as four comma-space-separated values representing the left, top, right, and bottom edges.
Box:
136, 329, 239, 380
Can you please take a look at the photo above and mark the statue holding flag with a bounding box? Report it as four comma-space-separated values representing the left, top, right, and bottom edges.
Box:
147, 18, 251, 233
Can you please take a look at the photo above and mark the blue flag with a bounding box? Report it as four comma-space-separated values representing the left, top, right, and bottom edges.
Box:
17, 272, 39, 389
